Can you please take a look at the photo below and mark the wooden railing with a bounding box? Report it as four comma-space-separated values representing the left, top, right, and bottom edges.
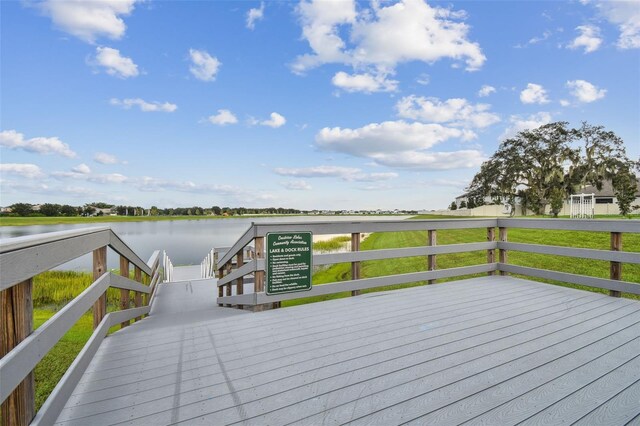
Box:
216, 218, 640, 310
0, 227, 165, 425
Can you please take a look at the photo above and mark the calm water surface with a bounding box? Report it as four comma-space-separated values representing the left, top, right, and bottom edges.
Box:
0, 216, 409, 270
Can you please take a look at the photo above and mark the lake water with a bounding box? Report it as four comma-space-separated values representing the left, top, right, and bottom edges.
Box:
0, 216, 410, 271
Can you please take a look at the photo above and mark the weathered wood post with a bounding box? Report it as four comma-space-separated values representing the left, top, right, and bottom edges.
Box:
1, 279, 35, 426
610, 232, 622, 297
487, 227, 496, 275
499, 227, 508, 276
225, 262, 232, 307
236, 250, 244, 310
254, 237, 265, 312
217, 265, 224, 308
351, 232, 361, 296
134, 266, 143, 321
213, 251, 219, 278
427, 230, 437, 284
119, 256, 130, 328
93, 246, 107, 329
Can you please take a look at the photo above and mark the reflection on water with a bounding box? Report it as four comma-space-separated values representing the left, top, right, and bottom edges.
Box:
0, 216, 409, 271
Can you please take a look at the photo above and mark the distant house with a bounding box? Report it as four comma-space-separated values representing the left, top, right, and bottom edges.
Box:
572, 180, 640, 205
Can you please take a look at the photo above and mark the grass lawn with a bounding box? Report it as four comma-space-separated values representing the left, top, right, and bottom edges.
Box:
284, 218, 640, 307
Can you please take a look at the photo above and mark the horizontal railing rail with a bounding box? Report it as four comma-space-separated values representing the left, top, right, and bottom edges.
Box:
0, 227, 165, 425
216, 218, 640, 311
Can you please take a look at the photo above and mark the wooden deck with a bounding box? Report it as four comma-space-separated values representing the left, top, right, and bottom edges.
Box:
54, 276, 640, 425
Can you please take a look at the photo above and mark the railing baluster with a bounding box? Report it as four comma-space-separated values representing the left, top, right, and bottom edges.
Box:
487, 227, 496, 275
134, 266, 143, 321
428, 230, 437, 284
499, 227, 508, 276
119, 256, 130, 328
351, 232, 361, 296
1, 278, 34, 426
92, 247, 107, 329
254, 237, 265, 312
610, 232, 622, 297
225, 262, 232, 307
236, 250, 244, 310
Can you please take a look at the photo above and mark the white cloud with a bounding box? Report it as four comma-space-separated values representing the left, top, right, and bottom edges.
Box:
189, 49, 221, 82
274, 165, 398, 182
395, 96, 500, 128
520, 83, 550, 104
72, 163, 91, 174
528, 30, 552, 45
331, 71, 398, 93
567, 25, 602, 53
317, 121, 469, 156
559, 99, 571, 107
246, 2, 265, 30
478, 85, 496, 97
0, 130, 77, 158
281, 180, 312, 190
566, 79, 606, 103
261, 112, 286, 128
38, 0, 138, 43
369, 150, 485, 170
293, 0, 485, 78
93, 46, 139, 78
52, 170, 128, 184
208, 109, 238, 126
499, 112, 553, 140
416, 74, 430, 85
596, 1, 640, 49
94, 152, 119, 164
314, 120, 483, 170
110, 98, 177, 112
0, 163, 45, 179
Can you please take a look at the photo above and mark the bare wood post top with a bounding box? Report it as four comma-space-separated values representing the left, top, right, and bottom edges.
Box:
92, 247, 107, 330
119, 256, 131, 328
487, 227, 496, 276
351, 232, 361, 297
428, 230, 437, 284
254, 237, 265, 312
499, 227, 508, 276
134, 266, 143, 322
610, 232, 622, 297
1, 279, 35, 426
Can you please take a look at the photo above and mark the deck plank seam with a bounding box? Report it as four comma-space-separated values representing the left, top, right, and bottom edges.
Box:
76, 300, 640, 425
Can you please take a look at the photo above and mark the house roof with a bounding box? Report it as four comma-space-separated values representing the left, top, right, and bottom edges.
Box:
579, 179, 640, 197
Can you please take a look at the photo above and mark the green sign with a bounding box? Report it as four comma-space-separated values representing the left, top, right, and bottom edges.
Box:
266, 232, 313, 295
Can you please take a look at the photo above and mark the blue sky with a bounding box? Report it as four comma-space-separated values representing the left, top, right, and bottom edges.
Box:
1, 0, 639, 210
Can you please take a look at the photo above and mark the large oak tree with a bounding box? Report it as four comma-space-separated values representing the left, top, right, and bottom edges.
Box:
467, 122, 639, 217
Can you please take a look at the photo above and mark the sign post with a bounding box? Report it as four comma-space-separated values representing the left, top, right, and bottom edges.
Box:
266, 232, 313, 295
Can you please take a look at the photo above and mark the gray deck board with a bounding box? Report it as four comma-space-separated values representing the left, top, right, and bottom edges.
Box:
55, 276, 640, 426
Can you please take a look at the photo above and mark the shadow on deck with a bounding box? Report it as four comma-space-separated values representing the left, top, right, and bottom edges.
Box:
55, 276, 640, 425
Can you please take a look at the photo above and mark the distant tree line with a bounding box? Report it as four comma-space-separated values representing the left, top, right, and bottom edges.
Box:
1, 202, 302, 217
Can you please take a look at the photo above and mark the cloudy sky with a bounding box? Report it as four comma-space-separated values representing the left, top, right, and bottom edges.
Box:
1, 0, 639, 210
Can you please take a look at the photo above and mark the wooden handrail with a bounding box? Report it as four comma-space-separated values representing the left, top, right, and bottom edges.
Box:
0, 227, 161, 425
216, 218, 640, 309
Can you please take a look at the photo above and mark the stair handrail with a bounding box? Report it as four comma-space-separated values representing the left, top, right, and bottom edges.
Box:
0, 227, 164, 425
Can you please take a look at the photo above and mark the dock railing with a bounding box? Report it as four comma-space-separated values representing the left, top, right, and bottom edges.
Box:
216, 218, 640, 310
0, 227, 165, 426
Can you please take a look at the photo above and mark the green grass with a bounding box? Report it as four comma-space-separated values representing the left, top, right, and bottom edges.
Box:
313, 236, 351, 252
33, 309, 94, 410
284, 221, 640, 307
